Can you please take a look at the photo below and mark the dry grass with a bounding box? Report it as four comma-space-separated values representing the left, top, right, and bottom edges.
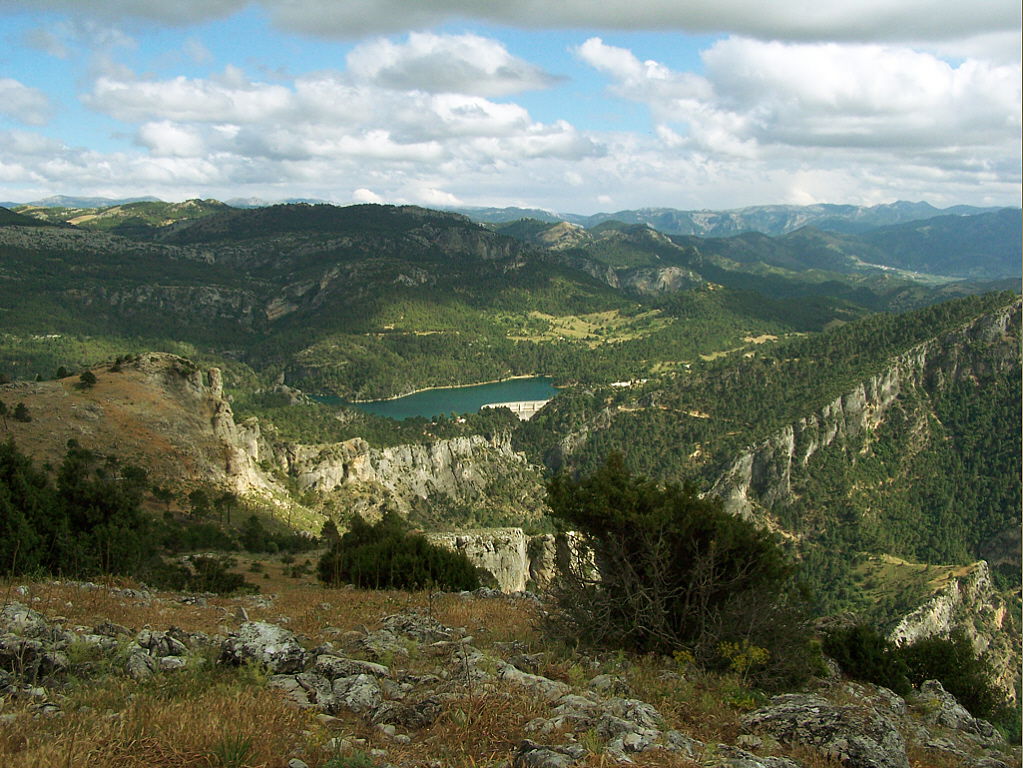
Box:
0, 658, 316, 768
4, 572, 1000, 768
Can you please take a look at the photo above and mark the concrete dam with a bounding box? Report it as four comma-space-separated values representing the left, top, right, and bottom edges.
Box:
480, 399, 551, 420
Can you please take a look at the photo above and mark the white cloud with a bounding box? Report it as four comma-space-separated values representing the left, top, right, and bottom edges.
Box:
0, 79, 55, 125
86, 69, 294, 123
136, 121, 207, 157
347, 32, 557, 96
408, 185, 462, 207
578, 36, 1022, 169
352, 187, 383, 203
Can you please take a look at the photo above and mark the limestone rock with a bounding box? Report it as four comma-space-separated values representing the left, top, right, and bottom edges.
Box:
741, 693, 909, 768
220, 621, 307, 674
915, 680, 999, 742
124, 651, 157, 681
315, 654, 390, 680
498, 663, 571, 701
513, 740, 586, 768
331, 674, 385, 714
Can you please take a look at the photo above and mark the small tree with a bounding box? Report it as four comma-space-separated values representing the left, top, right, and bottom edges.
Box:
78, 370, 97, 389
12, 402, 30, 423
320, 517, 341, 546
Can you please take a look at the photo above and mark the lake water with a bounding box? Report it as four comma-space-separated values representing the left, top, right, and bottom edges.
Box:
324, 377, 558, 420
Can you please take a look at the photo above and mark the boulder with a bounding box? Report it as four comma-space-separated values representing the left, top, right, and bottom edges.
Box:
513, 740, 586, 768
331, 674, 386, 714
315, 654, 390, 680
220, 621, 307, 673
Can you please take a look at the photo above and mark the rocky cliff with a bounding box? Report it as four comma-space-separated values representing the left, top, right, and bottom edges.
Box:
425, 530, 583, 593
275, 432, 544, 521
1, 351, 546, 532
708, 300, 1021, 521
888, 560, 1019, 701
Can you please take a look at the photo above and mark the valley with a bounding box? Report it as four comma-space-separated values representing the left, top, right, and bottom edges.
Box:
1, 198, 1020, 766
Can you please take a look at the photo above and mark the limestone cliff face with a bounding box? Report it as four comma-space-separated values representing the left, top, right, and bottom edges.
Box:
427, 529, 530, 592
426, 529, 582, 593
708, 300, 1021, 520
888, 561, 1018, 701
274, 432, 544, 519
124, 354, 275, 496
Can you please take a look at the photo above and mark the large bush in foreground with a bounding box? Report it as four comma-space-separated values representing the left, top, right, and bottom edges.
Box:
318, 512, 480, 591
545, 455, 817, 688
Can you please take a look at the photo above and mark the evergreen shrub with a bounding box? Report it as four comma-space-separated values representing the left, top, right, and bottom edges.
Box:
318, 512, 480, 591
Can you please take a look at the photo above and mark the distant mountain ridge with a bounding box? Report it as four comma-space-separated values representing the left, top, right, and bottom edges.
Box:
4, 195, 1010, 238
453, 201, 1007, 236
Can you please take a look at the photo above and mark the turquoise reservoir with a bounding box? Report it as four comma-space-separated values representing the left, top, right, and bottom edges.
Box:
322, 377, 558, 420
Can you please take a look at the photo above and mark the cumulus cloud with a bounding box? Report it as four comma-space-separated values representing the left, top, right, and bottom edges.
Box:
352, 187, 383, 203
347, 32, 558, 96
578, 36, 1022, 167
86, 67, 294, 123
1, 0, 1017, 46
0, 79, 55, 125
136, 121, 207, 157
62, 54, 606, 207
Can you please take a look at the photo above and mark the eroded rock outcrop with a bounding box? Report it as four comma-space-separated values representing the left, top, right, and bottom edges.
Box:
741, 691, 910, 768
888, 561, 1018, 701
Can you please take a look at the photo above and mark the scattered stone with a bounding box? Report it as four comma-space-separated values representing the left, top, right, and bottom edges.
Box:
136, 629, 187, 657
588, 673, 631, 696
381, 611, 453, 643
331, 674, 386, 714
371, 696, 445, 729
741, 693, 909, 768
711, 744, 802, 768
1, 603, 50, 638
92, 621, 131, 638
498, 663, 571, 701
362, 629, 410, 661
287, 760, 310, 768
124, 651, 157, 681
315, 654, 390, 680
158, 656, 187, 672
220, 621, 307, 674
513, 740, 586, 768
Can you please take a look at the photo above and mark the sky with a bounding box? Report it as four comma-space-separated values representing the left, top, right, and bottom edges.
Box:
0, 0, 1019, 213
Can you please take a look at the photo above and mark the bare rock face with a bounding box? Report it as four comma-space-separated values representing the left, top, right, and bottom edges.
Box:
428, 529, 530, 592
915, 680, 999, 741
888, 561, 1018, 701
740, 692, 909, 768
280, 433, 543, 518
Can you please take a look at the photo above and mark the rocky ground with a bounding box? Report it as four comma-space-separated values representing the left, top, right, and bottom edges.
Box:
1, 567, 1019, 768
